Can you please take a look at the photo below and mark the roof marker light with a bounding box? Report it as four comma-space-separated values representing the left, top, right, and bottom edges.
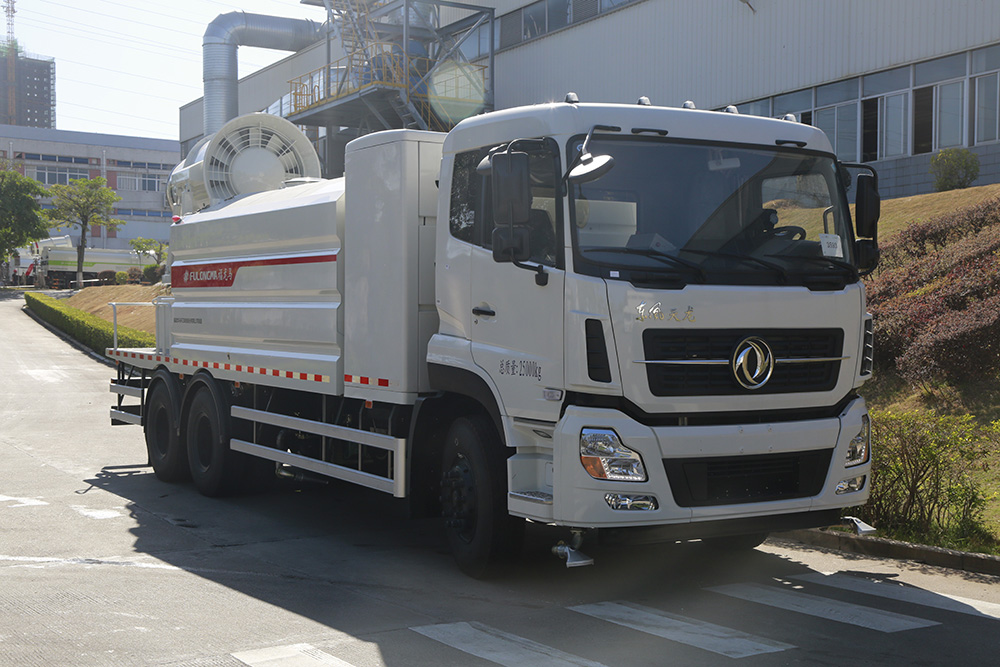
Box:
637, 96, 651, 106
682, 100, 696, 109
782, 113, 798, 122
565, 92, 580, 104
725, 105, 739, 114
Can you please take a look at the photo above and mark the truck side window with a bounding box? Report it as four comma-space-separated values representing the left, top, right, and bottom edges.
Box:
449, 151, 480, 243
449, 146, 559, 268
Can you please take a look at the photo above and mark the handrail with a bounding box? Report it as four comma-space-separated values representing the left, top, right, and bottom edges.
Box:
108, 301, 155, 349
288, 42, 487, 127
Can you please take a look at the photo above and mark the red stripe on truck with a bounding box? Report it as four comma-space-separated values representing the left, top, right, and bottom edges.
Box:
172, 252, 337, 289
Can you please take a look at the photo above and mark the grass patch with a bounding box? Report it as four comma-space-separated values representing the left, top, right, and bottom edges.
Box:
875, 182, 1000, 240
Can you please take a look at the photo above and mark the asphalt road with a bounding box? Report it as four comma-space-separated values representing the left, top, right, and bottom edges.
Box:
2, 290, 999, 667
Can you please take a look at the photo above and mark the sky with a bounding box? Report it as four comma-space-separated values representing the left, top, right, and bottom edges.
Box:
17, 0, 329, 141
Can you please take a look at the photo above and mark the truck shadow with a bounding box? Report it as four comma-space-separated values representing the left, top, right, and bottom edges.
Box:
82, 463, 998, 665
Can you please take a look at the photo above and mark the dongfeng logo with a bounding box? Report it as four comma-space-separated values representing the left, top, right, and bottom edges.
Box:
732, 337, 774, 390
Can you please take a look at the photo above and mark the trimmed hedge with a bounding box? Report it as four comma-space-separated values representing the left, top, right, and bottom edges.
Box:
24, 292, 154, 355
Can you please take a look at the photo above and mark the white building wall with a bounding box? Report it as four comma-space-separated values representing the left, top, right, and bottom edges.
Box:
487, 0, 1000, 111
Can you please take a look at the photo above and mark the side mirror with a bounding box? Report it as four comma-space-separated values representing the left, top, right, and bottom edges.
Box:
855, 173, 880, 239
855, 239, 879, 275
491, 151, 531, 227
492, 227, 531, 263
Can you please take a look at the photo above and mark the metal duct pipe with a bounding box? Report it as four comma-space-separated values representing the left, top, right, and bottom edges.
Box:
203, 11, 323, 135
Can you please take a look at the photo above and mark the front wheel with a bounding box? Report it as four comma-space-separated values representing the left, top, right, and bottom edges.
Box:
440, 416, 524, 578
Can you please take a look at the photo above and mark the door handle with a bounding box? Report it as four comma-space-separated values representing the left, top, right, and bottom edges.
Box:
472, 306, 495, 317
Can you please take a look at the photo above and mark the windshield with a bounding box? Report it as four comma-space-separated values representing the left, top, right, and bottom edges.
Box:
569, 136, 856, 289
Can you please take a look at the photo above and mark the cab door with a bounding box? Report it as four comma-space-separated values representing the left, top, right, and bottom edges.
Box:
468, 143, 565, 422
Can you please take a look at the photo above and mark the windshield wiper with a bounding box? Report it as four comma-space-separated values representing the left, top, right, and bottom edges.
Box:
766, 253, 858, 277
581, 247, 706, 281
678, 248, 788, 282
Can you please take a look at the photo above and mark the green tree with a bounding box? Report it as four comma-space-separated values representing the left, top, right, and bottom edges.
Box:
128, 237, 167, 265
0, 166, 49, 263
45, 177, 123, 289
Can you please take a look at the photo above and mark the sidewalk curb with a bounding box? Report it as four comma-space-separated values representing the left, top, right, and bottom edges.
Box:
776, 528, 1000, 577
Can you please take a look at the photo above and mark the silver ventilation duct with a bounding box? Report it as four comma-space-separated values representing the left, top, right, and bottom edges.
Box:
203, 11, 324, 135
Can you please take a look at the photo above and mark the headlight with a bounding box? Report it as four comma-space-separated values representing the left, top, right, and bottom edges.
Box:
846, 414, 870, 467
580, 428, 647, 482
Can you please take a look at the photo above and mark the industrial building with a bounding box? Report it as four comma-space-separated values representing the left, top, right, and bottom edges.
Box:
0, 45, 55, 129
178, 0, 1000, 199
1, 124, 180, 250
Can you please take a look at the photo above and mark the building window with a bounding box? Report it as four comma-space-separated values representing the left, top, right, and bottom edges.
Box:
740, 99, 771, 117
117, 173, 164, 192
495, 0, 635, 51
816, 103, 858, 161
937, 80, 965, 149
773, 89, 812, 118
880, 92, 909, 157
913, 86, 934, 154
975, 73, 999, 143
32, 165, 89, 185
523, 1, 546, 40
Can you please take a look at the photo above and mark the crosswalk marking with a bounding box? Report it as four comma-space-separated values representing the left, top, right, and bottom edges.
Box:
792, 572, 1000, 621
232, 643, 355, 667
569, 600, 795, 658
412, 621, 608, 667
707, 582, 940, 633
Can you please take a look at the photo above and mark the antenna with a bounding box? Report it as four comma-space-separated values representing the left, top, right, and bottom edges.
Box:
4, 0, 13, 48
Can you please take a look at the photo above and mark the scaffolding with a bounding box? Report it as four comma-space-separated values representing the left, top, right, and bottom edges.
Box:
290, 0, 494, 135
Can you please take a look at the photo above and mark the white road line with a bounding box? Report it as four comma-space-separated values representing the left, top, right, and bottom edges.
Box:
232, 643, 356, 667
792, 573, 1000, 621
412, 621, 608, 667
0, 495, 48, 508
70, 505, 123, 520
707, 583, 939, 633
569, 601, 795, 658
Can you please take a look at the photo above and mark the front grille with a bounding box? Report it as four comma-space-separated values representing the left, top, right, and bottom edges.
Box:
642, 328, 843, 396
663, 449, 833, 507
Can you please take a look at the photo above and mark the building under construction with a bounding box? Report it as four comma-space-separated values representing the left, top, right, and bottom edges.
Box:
0, 43, 55, 129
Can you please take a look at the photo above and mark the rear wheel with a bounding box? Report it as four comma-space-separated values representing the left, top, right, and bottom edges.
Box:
144, 378, 188, 482
185, 383, 243, 497
440, 416, 524, 578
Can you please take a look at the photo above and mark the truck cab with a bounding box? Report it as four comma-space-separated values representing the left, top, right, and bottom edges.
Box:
431, 100, 876, 550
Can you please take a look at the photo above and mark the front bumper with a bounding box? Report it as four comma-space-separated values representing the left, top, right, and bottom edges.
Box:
548, 396, 871, 529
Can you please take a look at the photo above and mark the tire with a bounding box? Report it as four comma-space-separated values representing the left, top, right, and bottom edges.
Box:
185, 383, 243, 497
702, 532, 769, 551
440, 416, 524, 578
144, 378, 189, 482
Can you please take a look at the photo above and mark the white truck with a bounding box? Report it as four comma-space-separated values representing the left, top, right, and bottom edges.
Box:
107, 100, 879, 576
38, 243, 156, 288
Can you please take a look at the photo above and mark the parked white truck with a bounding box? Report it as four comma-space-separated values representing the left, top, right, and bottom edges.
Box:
107, 99, 879, 576
37, 241, 156, 288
